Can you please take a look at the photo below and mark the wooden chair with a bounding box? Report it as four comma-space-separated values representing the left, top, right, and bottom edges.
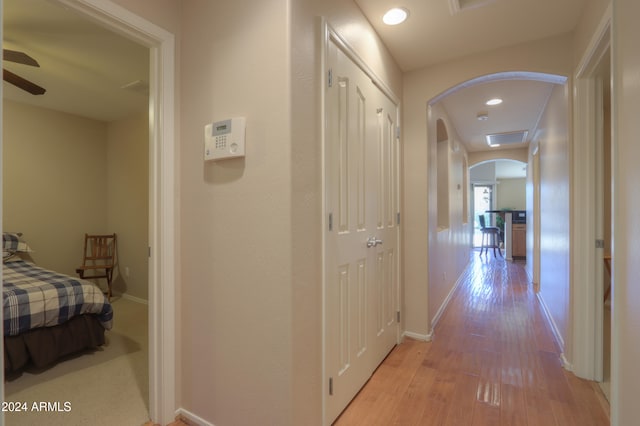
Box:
76, 233, 117, 299
479, 215, 502, 257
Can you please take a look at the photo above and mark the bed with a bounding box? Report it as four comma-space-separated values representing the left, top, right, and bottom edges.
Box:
2, 232, 113, 375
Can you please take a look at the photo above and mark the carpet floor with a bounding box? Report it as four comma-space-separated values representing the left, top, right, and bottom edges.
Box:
4, 297, 149, 425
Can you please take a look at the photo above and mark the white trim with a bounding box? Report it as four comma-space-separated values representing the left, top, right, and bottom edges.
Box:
320, 17, 329, 426
536, 293, 567, 359
402, 330, 432, 342
430, 72, 567, 105
428, 266, 467, 334
571, 4, 611, 382
176, 408, 216, 426
325, 25, 399, 106
575, 4, 613, 78
52, 1, 177, 424
120, 293, 150, 306
561, 354, 574, 372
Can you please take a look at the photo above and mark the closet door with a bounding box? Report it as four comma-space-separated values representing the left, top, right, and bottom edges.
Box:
324, 37, 399, 424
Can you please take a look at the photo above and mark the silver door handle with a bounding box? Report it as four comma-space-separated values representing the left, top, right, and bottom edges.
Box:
367, 236, 383, 248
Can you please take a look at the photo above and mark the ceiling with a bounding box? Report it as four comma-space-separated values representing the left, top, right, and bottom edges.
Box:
3, 0, 148, 122
438, 78, 559, 153
354, 0, 588, 169
353, 0, 587, 72
3, 0, 588, 170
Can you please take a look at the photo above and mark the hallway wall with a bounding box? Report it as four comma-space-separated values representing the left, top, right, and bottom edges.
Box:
533, 83, 571, 358
111, 0, 402, 424
613, 1, 640, 424
426, 104, 471, 332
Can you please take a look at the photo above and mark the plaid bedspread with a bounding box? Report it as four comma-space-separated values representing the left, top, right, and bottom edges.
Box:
3, 260, 113, 336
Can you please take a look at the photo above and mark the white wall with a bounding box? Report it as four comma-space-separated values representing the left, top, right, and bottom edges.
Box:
534, 83, 572, 357
496, 178, 526, 210
469, 147, 529, 166
178, 1, 292, 424
470, 162, 496, 183
427, 104, 471, 330
2, 100, 107, 275
141, 0, 402, 424
107, 112, 149, 300
612, 1, 640, 424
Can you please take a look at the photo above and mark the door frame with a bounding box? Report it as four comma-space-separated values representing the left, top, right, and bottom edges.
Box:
320, 20, 401, 426
48, 1, 177, 423
571, 4, 611, 382
530, 143, 541, 288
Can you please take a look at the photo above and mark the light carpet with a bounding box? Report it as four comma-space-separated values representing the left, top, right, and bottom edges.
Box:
4, 297, 149, 426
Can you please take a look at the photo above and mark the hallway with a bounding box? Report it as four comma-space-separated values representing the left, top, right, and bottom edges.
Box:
335, 253, 609, 425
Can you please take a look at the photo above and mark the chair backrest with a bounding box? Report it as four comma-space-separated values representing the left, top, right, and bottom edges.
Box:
81, 234, 117, 267
478, 214, 487, 229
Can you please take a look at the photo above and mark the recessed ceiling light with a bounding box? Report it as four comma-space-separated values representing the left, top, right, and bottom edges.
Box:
486, 98, 503, 106
383, 8, 409, 25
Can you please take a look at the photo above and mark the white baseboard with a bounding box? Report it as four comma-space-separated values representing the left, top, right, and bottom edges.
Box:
402, 264, 467, 342
403, 330, 432, 342
429, 266, 467, 335
175, 408, 215, 426
118, 292, 149, 305
561, 353, 574, 371
536, 292, 566, 356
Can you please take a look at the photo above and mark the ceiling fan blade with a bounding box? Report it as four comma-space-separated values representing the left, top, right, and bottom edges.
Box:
3, 69, 46, 95
3, 49, 40, 67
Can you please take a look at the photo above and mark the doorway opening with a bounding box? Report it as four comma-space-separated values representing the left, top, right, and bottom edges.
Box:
571, 7, 611, 392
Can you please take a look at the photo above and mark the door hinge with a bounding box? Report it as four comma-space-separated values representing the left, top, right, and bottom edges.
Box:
329, 213, 333, 231
397, 311, 401, 323
148, 246, 151, 258
396, 125, 401, 139
397, 212, 401, 226
329, 377, 334, 395
596, 239, 605, 248
328, 69, 333, 88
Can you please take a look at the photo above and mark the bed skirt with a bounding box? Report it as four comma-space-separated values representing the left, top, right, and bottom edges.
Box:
4, 314, 106, 375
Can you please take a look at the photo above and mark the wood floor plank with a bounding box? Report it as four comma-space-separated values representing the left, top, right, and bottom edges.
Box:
472, 402, 501, 426
501, 383, 528, 426
334, 252, 609, 425
443, 372, 478, 425
523, 386, 558, 426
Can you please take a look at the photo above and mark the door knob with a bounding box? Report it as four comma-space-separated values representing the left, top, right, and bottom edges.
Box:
366, 236, 383, 248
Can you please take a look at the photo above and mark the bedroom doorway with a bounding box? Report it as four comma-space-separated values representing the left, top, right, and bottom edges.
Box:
0, 0, 176, 424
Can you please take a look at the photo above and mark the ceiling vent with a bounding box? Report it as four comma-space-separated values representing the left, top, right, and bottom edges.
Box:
486, 130, 528, 147
448, 0, 497, 15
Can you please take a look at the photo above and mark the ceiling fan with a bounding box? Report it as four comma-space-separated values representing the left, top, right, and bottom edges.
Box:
3, 48, 46, 95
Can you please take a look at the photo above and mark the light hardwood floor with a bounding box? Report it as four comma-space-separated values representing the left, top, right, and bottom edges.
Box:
335, 252, 610, 425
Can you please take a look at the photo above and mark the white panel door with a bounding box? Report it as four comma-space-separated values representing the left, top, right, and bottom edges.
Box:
370, 87, 400, 369
324, 37, 400, 424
